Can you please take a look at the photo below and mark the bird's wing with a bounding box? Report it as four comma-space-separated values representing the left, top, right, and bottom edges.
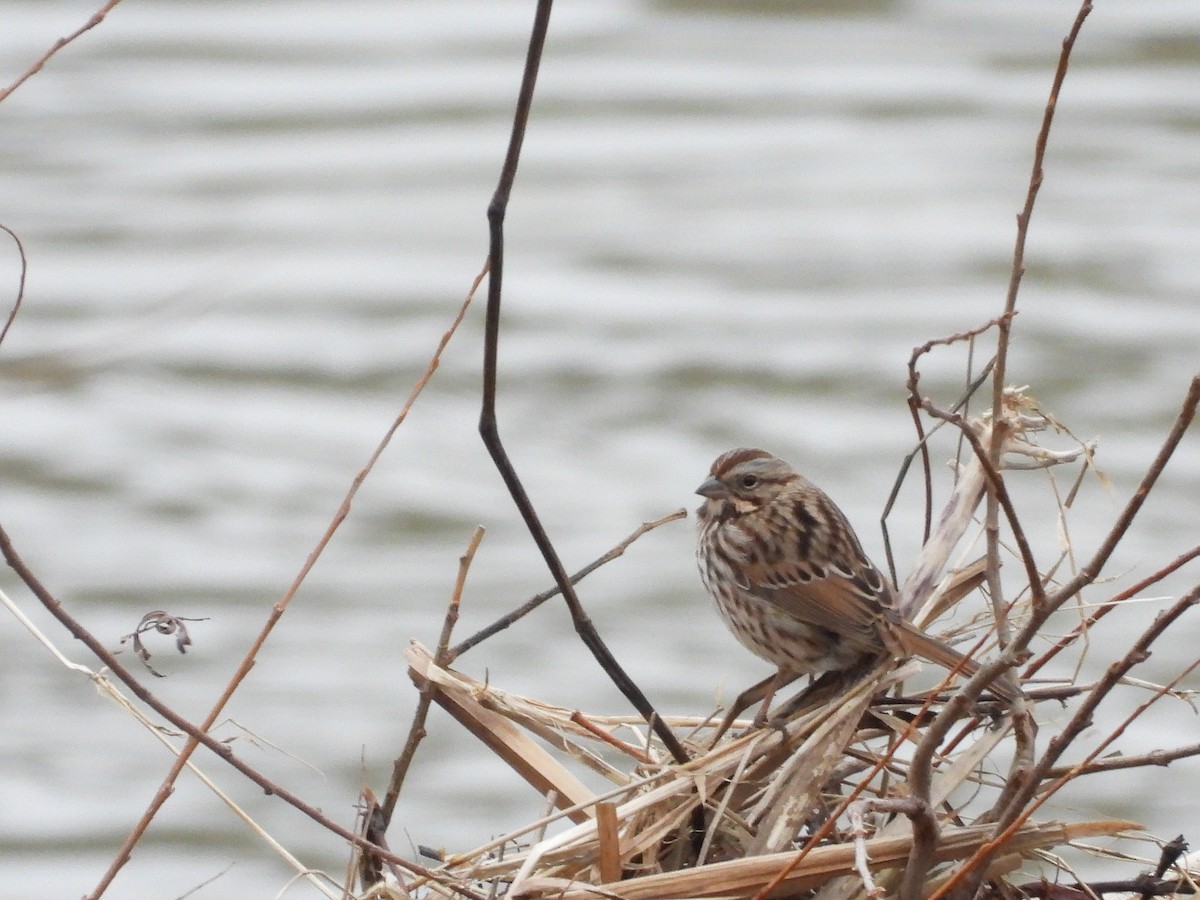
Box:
739, 553, 892, 652
722, 482, 899, 652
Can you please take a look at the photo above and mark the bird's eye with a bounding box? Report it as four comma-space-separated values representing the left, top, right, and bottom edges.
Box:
740, 474, 759, 488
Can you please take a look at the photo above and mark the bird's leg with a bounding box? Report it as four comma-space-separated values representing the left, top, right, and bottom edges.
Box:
708, 669, 800, 747
752, 669, 786, 728
766, 668, 864, 727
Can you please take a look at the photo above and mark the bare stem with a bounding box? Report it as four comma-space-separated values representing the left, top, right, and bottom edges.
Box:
381, 526, 486, 825
0, 0, 124, 104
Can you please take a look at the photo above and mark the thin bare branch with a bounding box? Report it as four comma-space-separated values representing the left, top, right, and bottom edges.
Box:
1025, 544, 1200, 679
0, 524, 480, 900
0, 0, 124, 104
449, 509, 686, 660
1046, 376, 1200, 610
990, 0, 1092, 416
1041, 741, 1200, 780
982, 0, 1094, 687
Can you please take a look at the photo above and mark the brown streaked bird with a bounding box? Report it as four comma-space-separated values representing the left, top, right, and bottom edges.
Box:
695, 447, 1015, 719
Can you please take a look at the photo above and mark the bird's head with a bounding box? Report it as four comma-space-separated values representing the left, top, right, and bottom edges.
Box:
695, 447, 796, 516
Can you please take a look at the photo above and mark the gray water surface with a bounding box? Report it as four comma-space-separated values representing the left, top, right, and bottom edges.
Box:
2, 2, 1198, 896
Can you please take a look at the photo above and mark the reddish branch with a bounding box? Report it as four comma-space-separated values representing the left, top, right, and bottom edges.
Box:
0, 0, 124, 104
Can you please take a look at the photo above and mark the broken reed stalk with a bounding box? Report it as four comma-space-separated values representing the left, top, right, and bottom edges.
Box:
379, 526, 486, 823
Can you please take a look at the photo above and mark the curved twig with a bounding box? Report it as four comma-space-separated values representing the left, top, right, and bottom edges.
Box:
0, 224, 27, 350
883, 326, 998, 585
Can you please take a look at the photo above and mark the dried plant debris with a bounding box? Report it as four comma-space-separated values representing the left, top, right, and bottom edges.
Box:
114, 610, 207, 677
404, 644, 1140, 900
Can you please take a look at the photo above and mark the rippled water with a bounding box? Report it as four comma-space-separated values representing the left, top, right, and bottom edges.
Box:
2, 1, 1199, 895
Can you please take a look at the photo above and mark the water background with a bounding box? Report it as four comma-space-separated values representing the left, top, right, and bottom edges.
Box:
2, 1, 1199, 896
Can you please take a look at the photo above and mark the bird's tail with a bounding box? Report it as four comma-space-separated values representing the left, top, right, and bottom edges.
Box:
894, 621, 1021, 703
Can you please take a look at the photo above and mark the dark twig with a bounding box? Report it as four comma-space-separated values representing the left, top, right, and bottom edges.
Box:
0, 0, 124, 104
449, 509, 686, 660
1155, 835, 1189, 879
1018, 877, 1195, 899
476, 0, 688, 766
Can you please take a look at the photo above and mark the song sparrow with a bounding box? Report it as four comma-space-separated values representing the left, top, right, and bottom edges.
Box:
695, 447, 1016, 709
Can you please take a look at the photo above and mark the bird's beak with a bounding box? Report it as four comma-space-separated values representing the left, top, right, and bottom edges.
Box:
695, 476, 729, 499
